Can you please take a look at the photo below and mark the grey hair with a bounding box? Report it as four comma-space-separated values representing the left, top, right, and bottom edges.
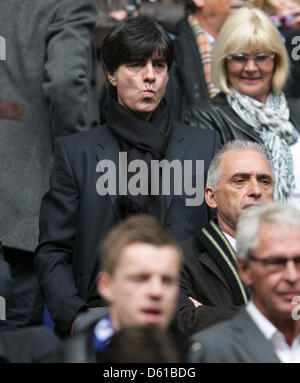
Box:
206, 140, 273, 190
236, 202, 300, 261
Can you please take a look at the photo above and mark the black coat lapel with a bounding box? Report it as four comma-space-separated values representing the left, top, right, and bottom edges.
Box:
96, 125, 120, 216
163, 123, 185, 214
196, 220, 249, 305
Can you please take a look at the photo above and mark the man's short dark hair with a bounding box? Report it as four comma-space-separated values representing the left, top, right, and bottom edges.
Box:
101, 15, 174, 76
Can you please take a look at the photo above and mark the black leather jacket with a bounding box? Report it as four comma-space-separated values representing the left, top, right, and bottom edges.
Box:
184, 92, 300, 145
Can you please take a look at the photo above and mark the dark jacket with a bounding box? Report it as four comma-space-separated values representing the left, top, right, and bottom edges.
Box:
184, 92, 300, 144
35, 117, 221, 335
176, 221, 249, 335
0, 0, 99, 253
165, 17, 208, 122
0, 245, 14, 311
0, 326, 61, 363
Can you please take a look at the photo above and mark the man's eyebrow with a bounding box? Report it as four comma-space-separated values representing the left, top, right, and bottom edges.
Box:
230, 172, 250, 180
229, 173, 273, 181
257, 174, 273, 180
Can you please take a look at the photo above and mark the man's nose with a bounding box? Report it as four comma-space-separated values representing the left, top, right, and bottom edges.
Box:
283, 259, 299, 283
247, 179, 262, 199
148, 276, 163, 297
143, 63, 155, 81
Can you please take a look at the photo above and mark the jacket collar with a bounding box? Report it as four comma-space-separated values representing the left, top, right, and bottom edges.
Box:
230, 307, 281, 362
212, 93, 261, 142
195, 220, 249, 305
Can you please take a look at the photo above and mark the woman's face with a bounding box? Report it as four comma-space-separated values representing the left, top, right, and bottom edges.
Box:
226, 50, 275, 103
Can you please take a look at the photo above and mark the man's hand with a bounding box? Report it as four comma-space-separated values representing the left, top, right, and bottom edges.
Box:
109, 9, 127, 21
189, 296, 203, 307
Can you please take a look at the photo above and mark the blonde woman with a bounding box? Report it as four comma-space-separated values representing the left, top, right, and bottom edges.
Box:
185, 7, 300, 206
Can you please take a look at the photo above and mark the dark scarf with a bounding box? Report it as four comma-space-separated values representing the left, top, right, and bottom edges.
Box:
195, 220, 250, 305
107, 97, 173, 218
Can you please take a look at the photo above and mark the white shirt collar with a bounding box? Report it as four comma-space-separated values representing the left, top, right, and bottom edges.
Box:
246, 301, 300, 363
246, 300, 277, 341
222, 232, 237, 251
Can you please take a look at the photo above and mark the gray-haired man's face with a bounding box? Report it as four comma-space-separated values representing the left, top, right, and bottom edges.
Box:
205, 150, 273, 237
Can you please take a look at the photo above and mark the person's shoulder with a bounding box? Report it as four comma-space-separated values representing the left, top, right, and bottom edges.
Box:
180, 236, 203, 256
189, 312, 236, 344
55, 322, 96, 363
189, 93, 227, 113
56, 124, 107, 148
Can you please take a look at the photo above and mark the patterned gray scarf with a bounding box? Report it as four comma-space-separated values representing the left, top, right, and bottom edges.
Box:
227, 89, 298, 201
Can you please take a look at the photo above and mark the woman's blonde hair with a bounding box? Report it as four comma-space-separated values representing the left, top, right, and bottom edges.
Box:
212, 7, 289, 95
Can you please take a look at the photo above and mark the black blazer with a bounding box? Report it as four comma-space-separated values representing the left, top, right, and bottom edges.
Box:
35, 122, 221, 333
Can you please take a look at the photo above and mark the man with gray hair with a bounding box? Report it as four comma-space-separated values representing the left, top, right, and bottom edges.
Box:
188, 202, 300, 363
176, 140, 274, 335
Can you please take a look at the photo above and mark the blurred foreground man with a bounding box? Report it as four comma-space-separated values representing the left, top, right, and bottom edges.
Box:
46, 215, 184, 362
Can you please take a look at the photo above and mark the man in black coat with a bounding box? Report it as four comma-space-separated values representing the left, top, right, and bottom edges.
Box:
176, 140, 274, 335
35, 15, 220, 337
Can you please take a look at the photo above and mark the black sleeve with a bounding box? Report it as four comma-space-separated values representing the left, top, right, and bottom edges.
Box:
34, 139, 88, 333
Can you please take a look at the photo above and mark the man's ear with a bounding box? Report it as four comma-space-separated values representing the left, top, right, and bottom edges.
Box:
192, 0, 205, 8
97, 271, 114, 304
238, 260, 253, 288
205, 186, 218, 209
106, 71, 117, 87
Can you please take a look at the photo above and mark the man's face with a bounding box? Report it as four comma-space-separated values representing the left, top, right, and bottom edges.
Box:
205, 150, 273, 236
99, 243, 180, 330
197, 0, 248, 28
239, 223, 300, 323
107, 53, 169, 121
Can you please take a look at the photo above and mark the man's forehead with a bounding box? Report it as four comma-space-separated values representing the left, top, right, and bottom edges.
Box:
118, 243, 180, 266
257, 222, 300, 253
220, 150, 271, 173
